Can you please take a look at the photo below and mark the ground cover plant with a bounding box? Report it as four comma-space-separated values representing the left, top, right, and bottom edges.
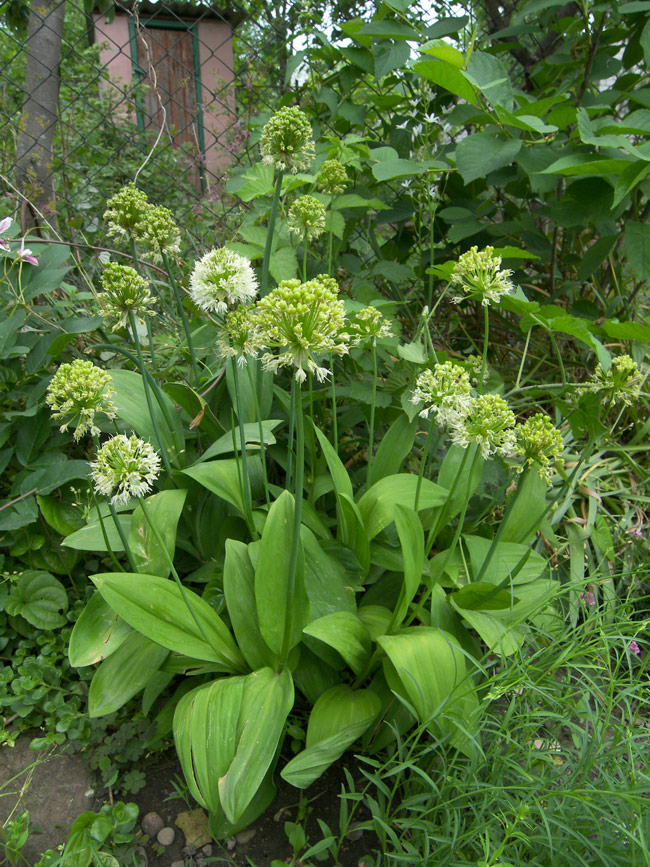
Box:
2, 2, 650, 864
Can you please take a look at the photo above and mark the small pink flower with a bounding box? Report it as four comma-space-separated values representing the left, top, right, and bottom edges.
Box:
0, 216, 11, 250
580, 591, 596, 607
16, 240, 38, 266
629, 641, 641, 656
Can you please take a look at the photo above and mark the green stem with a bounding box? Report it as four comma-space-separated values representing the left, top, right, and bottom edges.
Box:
302, 229, 308, 282
425, 446, 471, 557
286, 377, 296, 491
261, 171, 284, 296
94, 497, 124, 572
246, 362, 271, 508
128, 311, 172, 475
281, 380, 304, 663
108, 503, 138, 572
231, 359, 257, 539
327, 196, 336, 277
330, 360, 338, 449
414, 420, 436, 512
129, 238, 156, 370
515, 328, 532, 390
163, 251, 199, 386
480, 304, 489, 390
367, 343, 378, 485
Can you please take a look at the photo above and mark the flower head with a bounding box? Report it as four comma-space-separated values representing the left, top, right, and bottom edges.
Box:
450, 246, 514, 307
104, 183, 150, 238
0, 217, 11, 251
350, 306, 393, 347
317, 159, 349, 195
580, 591, 596, 607
216, 305, 265, 366
46, 359, 117, 440
256, 275, 350, 382
100, 263, 154, 331
260, 106, 315, 174
411, 361, 473, 428
629, 640, 641, 656
584, 355, 643, 407
16, 240, 38, 266
189, 248, 258, 315
464, 354, 489, 385
287, 195, 326, 239
134, 203, 181, 263
514, 413, 564, 484
90, 434, 161, 506
450, 393, 516, 458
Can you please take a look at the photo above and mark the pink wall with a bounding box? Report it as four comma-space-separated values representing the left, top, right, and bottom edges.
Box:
93, 11, 235, 179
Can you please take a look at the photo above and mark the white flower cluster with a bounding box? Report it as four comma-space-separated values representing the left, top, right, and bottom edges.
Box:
91, 434, 161, 506
450, 246, 515, 307
46, 359, 117, 440
189, 248, 258, 315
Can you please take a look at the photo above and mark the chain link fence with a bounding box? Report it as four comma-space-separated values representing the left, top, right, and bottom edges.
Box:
0, 0, 308, 249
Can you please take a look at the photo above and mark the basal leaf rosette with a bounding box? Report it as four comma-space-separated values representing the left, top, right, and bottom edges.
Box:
46, 359, 117, 440
255, 276, 350, 383
91, 434, 161, 506
189, 248, 258, 315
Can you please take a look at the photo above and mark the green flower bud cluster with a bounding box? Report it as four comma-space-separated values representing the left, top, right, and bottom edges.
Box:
317, 159, 349, 195
90, 434, 161, 506
216, 306, 265, 366
450, 246, 515, 307
411, 361, 473, 429
189, 248, 258, 315
350, 305, 393, 346
260, 106, 315, 174
133, 204, 181, 263
288, 195, 326, 239
104, 183, 149, 238
100, 263, 154, 331
45, 359, 117, 440
256, 275, 350, 383
515, 413, 564, 484
450, 393, 517, 458
584, 354, 643, 407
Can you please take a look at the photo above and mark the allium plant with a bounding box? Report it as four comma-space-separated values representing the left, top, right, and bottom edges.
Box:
450, 246, 515, 308
316, 159, 349, 195
411, 361, 472, 429
103, 183, 150, 238
215, 306, 264, 366
450, 393, 516, 458
350, 306, 393, 347
287, 195, 326, 240
90, 434, 161, 506
133, 203, 181, 263
259, 106, 315, 174
189, 248, 258, 315
584, 354, 643, 407
515, 413, 564, 484
46, 359, 117, 440
256, 276, 350, 383
99, 263, 153, 331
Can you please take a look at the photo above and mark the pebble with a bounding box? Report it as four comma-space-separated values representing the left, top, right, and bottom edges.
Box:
202, 844, 212, 856
171, 861, 186, 867
157, 826, 176, 846
235, 828, 256, 845
142, 811, 165, 837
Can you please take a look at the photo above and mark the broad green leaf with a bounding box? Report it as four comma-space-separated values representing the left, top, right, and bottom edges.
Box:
357, 605, 392, 641
623, 222, 650, 280
312, 424, 353, 499
379, 627, 478, 751
223, 539, 275, 671
466, 51, 513, 110
413, 59, 477, 103
420, 39, 464, 67
106, 369, 184, 467
293, 644, 341, 704
371, 158, 446, 182
164, 382, 222, 440
360, 19, 419, 39
62, 513, 131, 552
5, 571, 68, 629
436, 443, 483, 520
89, 630, 168, 717
281, 685, 381, 788
578, 235, 617, 281
129, 489, 187, 579
38, 495, 85, 536
303, 611, 372, 675
92, 572, 245, 670
450, 581, 520, 610
301, 526, 356, 619
218, 668, 294, 823
182, 456, 263, 518
237, 162, 275, 202
389, 505, 424, 631
27, 460, 90, 496
69, 591, 132, 666
541, 155, 633, 176
612, 161, 650, 209
269, 246, 299, 283
373, 40, 410, 79
338, 493, 371, 576
370, 415, 417, 484
463, 535, 547, 585
500, 469, 548, 543
255, 491, 309, 658
332, 193, 388, 210
455, 134, 522, 185
198, 421, 281, 463
357, 475, 448, 541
